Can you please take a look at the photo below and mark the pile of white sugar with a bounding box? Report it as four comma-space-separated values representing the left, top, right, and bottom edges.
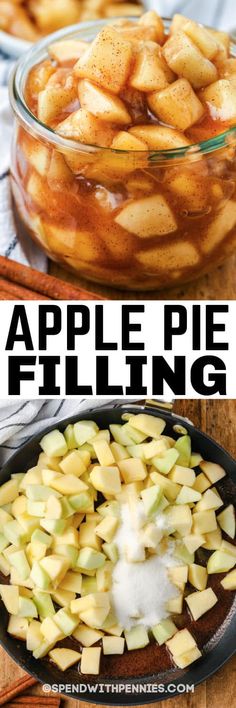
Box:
111, 502, 179, 630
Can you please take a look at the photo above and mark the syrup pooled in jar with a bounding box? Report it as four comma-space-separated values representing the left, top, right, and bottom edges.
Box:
12, 10, 236, 290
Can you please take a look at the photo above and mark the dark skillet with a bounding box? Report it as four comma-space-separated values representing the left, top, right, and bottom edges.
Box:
0, 402, 235, 704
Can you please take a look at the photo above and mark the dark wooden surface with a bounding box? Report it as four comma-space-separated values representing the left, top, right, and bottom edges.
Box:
0, 399, 235, 707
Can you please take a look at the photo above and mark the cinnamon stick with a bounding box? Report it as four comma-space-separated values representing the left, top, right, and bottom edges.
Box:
0, 278, 49, 300
0, 676, 37, 706
9, 697, 60, 706
0, 256, 103, 300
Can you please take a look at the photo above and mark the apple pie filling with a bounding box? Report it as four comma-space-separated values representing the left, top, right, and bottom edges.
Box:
0, 412, 235, 675
11, 11, 236, 289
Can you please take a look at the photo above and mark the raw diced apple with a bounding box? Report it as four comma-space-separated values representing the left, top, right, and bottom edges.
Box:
38, 453, 61, 472
110, 424, 137, 446
92, 440, 115, 467
49, 474, 88, 496
221, 569, 236, 590
174, 646, 202, 668
33, 640, 55, 659
79, 605, 109, 629
148, 79, 204, 130
125, 625, 149, 650
166, 627, 196, 656
80, 647, 101, 674
52, 588, 76, 607
207, 550, 236, 574
60, 451, 87, 477
141, 523, 163, 549
0, 585, 19, 614
97, 500, 120, 518
74, 420, 99, 446
192, 510, 217, 534
41, 470, 62, 487
130, 124, 190, 149
49, 647, 81, 671
199, 461, 226, 483
0, 554, 10, 576
102, 542, 118, 563
174, 543, 194, 565
95, 517, 118, 543
41, 616, 63, 643
40, 555, 70, 586
40, 430, 67, 457
96, 563, 113, 592
20, 467, 42, 489
54, 608, 79, 635
166, 594, 183, 614
152, 618, 177, 645
174, 436, 191, 467
203, 527, 222, 550
152, 449, 179, 475
18, 596, 37, 618
74, 26, 132, 94
12, 496, 27, 518
164, 505, 192, 536
0, 508, 13, 531
163, 32, 217, 89
176, 486, 201, 504
64, 424, 77, 450
115, 194, 177, 238
183, 534, 205, 554
4, 520, 26, 546
195, 488, 223, 511
202, 80, 236, 123
40, 519, 67, 534
76, 548, 105, 571
118, 458, 147, 484
73, 624, 103, 646
8, 615, 29, 641
27, 500, 45, 518
190, 453, 203, 468
169, 465, 195, 487
102, 636, 125, 654
33, 591, 55, 618
140, 486, 163, 517
10, 550, 30, 581
110, 442, 129, 462
31, 529, 52, 548
188, 564, 208, 591
0, 479, 19, 506
193, 473, 211, 494
30, 561, 51, 590
186, 587, 217, 620
26, 619, 42, 650
150, 471, 180, 502
27, 541, 47, 565
60, 571, 82, 594
90, 466, 121, 496
78, 522, 101, 551
217, 505, 235, 539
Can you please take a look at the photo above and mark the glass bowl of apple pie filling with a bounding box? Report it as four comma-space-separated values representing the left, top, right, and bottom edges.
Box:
9, 10, 236, 291
0, 404, 235, 701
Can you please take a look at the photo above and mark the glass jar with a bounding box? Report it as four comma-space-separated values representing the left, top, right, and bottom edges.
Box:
9, 19, 236, 291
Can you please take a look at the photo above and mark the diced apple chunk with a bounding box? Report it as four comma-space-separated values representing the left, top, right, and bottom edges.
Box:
76, 548, 105, 571
139, 11, 165, 44
202, 80, 236, 123
192, 510, 217, 534
163, 32, 218, 89
125, 625, 149, 650
74, 420, 99, 446
50, 474, 88, 496
130, 125, 190, 149
148, 79, 204, 130
115, 195, 177, 238
217, 505, 235, 539
80, 647, 101, 674
152, 618, 177, 645
166, 628, 196, 656
130, 44, 173, 92
183, 20, 219, 59
0, 479, 19, 506
176, 486, 201, 504
90, 466, 121, 496
165, 504, 192, 536
41, 616, 63, 643
78, 80, 131, 124
73, 624, 103, 647
74, 26, 133, 94
40, 430, 67, 457
48, 40, 88, 63
93, 440, 115, 467
0, 584, 19, 614
166, 594, 183, 614
111, 131, 147, 151
193, 473, 211, 494
95, 517, 118, 543
8, 615, 29, 641
199, 461, 226, 484
150, 471, 180, 502
186, 587, 217, 620
207, 550, 236, 574
221, 569, 236, 590
174, 646, 202, 668
118, 458, 147, 483
38, 85, 76, 124
188, 564, 208, 591
169, 464, 195, 487
203, 527, 222, 551
49, 647, 81, 671
136, 241, 199, 273
40, 555, 70, 586
57, 109, 115, 147
102, 636, 125, 654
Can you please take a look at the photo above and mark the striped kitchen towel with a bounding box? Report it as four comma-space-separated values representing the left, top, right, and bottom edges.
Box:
0, 47, 47, 270
0, 397, 127, 467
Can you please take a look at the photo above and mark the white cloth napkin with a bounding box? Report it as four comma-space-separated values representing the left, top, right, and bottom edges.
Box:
0, 48, 47, 270
0, 397, 129, 467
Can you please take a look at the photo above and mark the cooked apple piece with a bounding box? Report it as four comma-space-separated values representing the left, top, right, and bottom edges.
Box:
148, 79, 204, 131
183, 534, 205, 554
38, 84, 76, 125
130, 125, 190, 149
193, 473, 211, 494
0, 479, 19, 506
221, 569, 236, 590
165, 505, 192, 536
118, 458, 147, 483
125, 625, 149, 650
207, 550, 236, 574
111, 132, 147, 151
80, 646, 101, 674
199, 461, 226, 484
186, 587, 217, 620
169, 464, 195, 487
166, 593, 183, 614
137, 240, 199, 273
78, 80, 131, 124
202, 200, 236, 255
202, 79, 236, 123
138, 10, 165, 44
192, 510, 217, 534
208, 29, 230, 59
203, 527, 222, 551
183, 20, 219, 59
170, 14, 189, 34
47, 151, 73, 184
22, 137, 51, 177
150, 471, 180, 503
41, 616, 63, 644
115, 194, 177, 238
188, 563, 208, 591
130, 44, 173, 92
174, 646, 202, 668
166, 627, 196, 656
57, 108, 115, 147
163, 32, 218, 89
74, 26, 132, 93
95, 517, 118, 543
217, 505, 235, 539
90, 466, 121, 496
152, 618, 177, 645
166, 169, 208, 212
48, 40, 88, 63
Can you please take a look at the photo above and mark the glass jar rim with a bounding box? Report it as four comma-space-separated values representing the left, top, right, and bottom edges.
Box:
9, 16, 236, 161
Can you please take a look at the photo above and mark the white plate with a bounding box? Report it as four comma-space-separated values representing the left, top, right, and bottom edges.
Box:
0, 29, 31, 57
